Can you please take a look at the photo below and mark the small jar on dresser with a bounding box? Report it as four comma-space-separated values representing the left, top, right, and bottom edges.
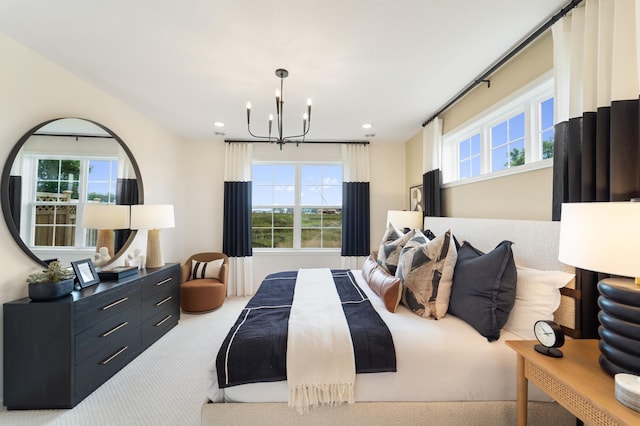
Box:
3, 263, 180, 409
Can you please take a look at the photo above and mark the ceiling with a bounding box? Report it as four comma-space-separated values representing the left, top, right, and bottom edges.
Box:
0, 0, 568, 144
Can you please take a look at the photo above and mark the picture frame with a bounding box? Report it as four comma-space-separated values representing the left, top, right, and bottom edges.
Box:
71, 258, 101, 289
409, 184, 424, 212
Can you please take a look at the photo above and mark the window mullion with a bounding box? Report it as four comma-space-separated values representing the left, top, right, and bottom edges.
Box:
293, 164, 301, 249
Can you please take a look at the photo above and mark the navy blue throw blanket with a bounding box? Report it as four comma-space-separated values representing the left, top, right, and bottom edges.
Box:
217, 269, 396, 388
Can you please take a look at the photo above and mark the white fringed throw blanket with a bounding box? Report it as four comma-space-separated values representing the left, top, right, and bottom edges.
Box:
287, 268, 356, 413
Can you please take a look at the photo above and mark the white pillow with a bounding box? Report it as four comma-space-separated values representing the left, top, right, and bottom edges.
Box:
190, 259, 224, 280
503, 266, 575, 340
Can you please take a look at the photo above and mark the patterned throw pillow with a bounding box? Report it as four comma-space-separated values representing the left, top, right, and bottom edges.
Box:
397, 230, 457, 319
190, 258, 224, 280
377, 227, 416, 275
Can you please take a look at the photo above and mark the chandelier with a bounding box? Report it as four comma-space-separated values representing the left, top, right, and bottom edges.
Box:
246, 68, 312, 150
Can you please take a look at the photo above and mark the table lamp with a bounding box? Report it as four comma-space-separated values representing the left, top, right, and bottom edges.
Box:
130, 204, 175, 268
81, 204, 130, 258
558, 202, 640, 376
386, 210, 423, 233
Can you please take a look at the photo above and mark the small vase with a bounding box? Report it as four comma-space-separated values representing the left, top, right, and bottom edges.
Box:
28, 278, 75, 301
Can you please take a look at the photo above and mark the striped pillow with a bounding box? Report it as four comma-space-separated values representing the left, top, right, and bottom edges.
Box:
190, 259, 224, 280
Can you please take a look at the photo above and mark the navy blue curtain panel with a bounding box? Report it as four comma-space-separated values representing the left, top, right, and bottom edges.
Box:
341, 182, 370, 257
423, 169, 441, 217
7, 175, 21, 233
114, 178, 139, 254
223, 181, 253, 257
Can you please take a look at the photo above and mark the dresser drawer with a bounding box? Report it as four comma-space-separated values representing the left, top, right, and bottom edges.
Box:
141, 306, 179, 350
75, 324, 140, 400
75, 308, 140, 365
74, 284, 140, 334
140, 265, 179, 300
141, 283, 179, 322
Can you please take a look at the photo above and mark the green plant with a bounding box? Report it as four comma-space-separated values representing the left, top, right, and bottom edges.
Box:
26, 261, 74, 284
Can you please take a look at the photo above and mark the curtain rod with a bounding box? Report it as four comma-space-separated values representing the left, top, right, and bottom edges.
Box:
421, 0, 583, 127
224, 139, 369, 145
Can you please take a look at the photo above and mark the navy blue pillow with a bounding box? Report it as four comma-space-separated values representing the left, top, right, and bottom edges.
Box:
449, 240, 517, 342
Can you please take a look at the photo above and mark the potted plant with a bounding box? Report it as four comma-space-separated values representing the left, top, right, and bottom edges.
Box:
26, 261, 76, 300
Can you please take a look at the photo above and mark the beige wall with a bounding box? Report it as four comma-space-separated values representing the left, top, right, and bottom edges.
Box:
407, 31, 555, 220
405, 130, 423, 191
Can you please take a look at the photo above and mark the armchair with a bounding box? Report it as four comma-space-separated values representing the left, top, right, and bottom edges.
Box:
180, 252, 228, 312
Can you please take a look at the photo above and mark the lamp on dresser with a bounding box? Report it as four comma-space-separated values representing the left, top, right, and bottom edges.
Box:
386, 210, 423, 233
558, 201, 640, 376
130, 204, 175, 268
81, 203, 130, 258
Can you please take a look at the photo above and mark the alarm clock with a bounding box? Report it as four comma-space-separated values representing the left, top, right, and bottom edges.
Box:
533, 320, 565, 358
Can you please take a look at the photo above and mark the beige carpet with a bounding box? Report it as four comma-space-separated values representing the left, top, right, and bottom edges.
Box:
0, 296, 250, 426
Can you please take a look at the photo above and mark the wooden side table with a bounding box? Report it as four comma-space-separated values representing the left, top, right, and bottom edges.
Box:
506, 339, 640, 426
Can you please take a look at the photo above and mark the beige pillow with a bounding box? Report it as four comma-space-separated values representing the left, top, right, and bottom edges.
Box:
362, 256, 402, 313
397, 230, 457, 319
190, 258, 224, 280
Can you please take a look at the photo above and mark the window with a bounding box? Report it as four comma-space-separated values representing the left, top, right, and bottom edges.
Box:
491, 112, 525, 172
443, 74, 554, 184
459, 134, 481, 179
30, 156, 119, 248
540, 97, 555, 160
252, 163, 342, 249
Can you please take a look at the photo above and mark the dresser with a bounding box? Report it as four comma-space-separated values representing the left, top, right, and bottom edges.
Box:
3, 263, 180, 409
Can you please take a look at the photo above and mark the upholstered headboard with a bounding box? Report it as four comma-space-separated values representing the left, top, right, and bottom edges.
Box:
423, 216, 582, 338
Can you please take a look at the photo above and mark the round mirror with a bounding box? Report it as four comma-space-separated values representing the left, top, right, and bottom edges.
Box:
1, 118, 143, 267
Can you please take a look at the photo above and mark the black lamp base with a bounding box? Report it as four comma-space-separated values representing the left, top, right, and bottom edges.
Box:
597, 278, 640, 376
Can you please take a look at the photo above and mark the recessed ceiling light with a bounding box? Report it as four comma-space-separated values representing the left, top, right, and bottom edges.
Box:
213, 122, 225, 127
362, 123, 373, 129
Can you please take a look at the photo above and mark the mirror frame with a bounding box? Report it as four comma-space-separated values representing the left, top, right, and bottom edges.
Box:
1, 117, 144, 267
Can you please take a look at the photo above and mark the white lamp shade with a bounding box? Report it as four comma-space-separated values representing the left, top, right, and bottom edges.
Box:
386, 210, 423, 231
559, 202, 640, 278
130, 204, 175, 230
81, 204, 130, 229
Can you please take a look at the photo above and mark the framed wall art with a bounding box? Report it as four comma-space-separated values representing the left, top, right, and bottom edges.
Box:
409, 184, 424, 212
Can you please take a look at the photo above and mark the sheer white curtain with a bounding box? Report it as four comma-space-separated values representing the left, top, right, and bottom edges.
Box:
223, 143, 254, 296
422, 117, 443, 173
340, 144, 370, 270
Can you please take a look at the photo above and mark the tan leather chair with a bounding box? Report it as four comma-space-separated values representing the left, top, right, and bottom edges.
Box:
180, 252, 228, 312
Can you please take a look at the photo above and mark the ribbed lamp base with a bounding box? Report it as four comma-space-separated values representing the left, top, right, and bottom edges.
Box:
597, 278, 640, 376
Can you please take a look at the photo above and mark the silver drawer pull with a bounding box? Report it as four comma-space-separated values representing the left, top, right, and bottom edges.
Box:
99, 346, 128, 365
100, 321, 129, 338
155, 296, 172, 307
155, 315, 172, 327
155, 278, 172, 286
101, 297, 129, 311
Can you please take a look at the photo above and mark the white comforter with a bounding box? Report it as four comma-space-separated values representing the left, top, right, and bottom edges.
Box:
208, 271, 549, 403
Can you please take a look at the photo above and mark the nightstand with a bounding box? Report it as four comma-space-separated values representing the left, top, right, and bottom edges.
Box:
506, 339, 640, 426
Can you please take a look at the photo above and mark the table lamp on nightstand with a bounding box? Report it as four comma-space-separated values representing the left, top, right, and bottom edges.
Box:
130, 204, 175, 269
386, 210, 423, 233
558, 201, 640, 377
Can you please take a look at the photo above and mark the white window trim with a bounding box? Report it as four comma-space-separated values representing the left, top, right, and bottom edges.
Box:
442, 71, 554, 184
252, 161, 342, 252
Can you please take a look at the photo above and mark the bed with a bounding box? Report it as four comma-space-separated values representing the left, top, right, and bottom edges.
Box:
202, 217, 582, 425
